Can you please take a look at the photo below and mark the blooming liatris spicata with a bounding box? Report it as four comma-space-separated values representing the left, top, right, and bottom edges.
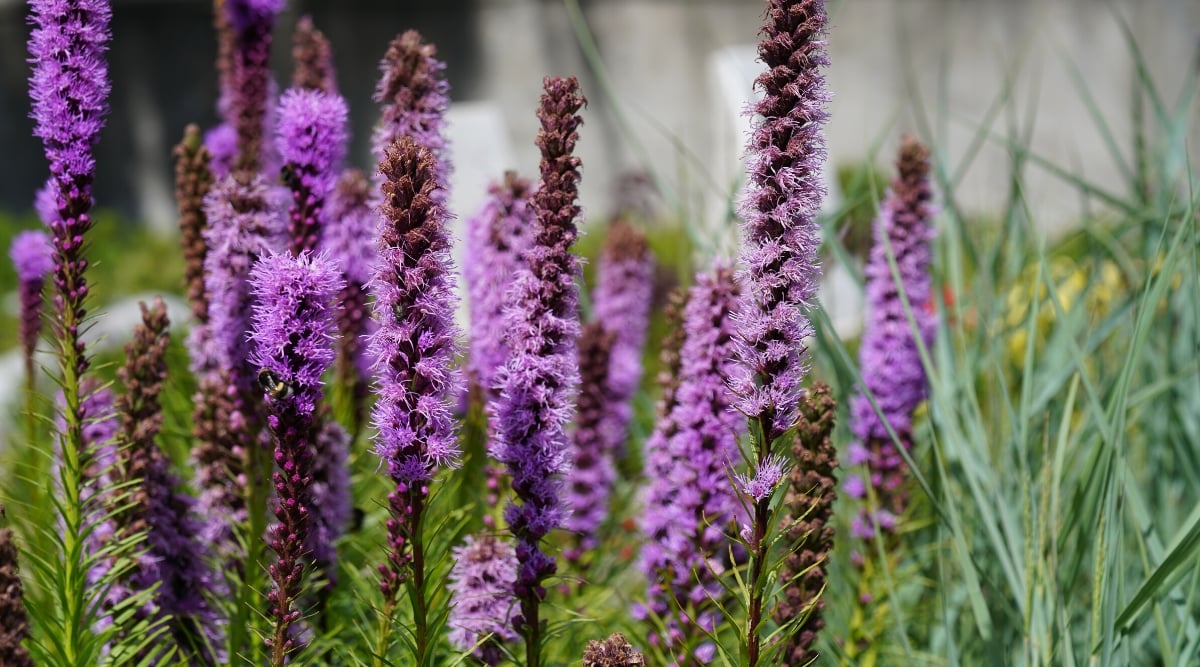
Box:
369, 136, 462, 661
846, 135, 936, 533
249, 251, 342, 665
465, 171, 537, 396
322, 168, 377, 436
592, 219, 654, 454
10, 231, 54, 383
291, 16, 337, 95
447, 534, 520, 665
582, 633, 646, 667
565, 322, 616, 561
491, 76, 585, 667
174, 125, 215, 324
732, 0, 830, 443
225, 0, 284, 173
0, 519, 34, 667
775, 383, 838, 665
276, 88, 349, 254
733, 2, 830, 663
372, 30, 451, 196
638, 266, 743, 663
113, 298, 224, 663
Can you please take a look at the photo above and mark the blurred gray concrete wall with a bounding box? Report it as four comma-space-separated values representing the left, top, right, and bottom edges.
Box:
0, 0, 1196, 238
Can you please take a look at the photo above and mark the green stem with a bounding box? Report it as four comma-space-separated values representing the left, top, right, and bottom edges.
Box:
522, 595, 542, 667
746, 416, 773, 667
372, 597, 398, 667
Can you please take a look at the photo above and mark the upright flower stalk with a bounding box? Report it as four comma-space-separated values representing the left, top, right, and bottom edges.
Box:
372, 30, 451, 197
564, 322, 615, 561
113, 298, 224, 663
322, 169, 377, 438
732, 1, 830, 664
275, 88, 349, 254
249, 252, 342, 666
174, 125, 216, 324
465, 172, 537, 397
846, 136, 936, 535
10, 231, 54, 387
490, 76, 585, 667
639, 267, 743, 664
369, 137, 462, 663
774, 383, 838, 664
225, 0, 284, 173
592, 219, 654, 454
27, 0, 112, 658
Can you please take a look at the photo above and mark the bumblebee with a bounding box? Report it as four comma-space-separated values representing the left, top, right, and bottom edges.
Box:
257, 368, 293, 400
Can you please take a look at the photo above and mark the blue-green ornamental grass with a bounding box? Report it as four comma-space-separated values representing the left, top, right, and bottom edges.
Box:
2, 0, 1198, 665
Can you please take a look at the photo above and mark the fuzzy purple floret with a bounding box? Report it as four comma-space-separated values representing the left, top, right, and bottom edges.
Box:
731, 0, 830, 442
639, 267, 744, 661
447, 534, 520, 666
225, 0, 285, 31
202, 172, 285, 387
28, 0, 112, 188
276, 88, 349, 254
35, 179, 58, 227
204, 123, 238, 179
563, 323, 614, 558
323, 170, 378, 288
464, 173, 536, 395
10, 230, 54, 284
371, 31, 451, 199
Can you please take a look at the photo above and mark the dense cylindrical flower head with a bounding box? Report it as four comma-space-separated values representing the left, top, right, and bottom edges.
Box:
582, 633, 646, 667
592, 219, 654, 454
369, 136, 463, 600
775, 382, 838, 665
203, 171, 285, 386
10, 230, 54, 377
225, 0, 284, 173
114, 298, 224, 663
323, 168, 377, 434
204, 123, 238, 179
0, 524, 34, 667
371, 30, 451, 197
28, 0, 112, 189
490, 76, 586, 610
465, 171, 537, 395
731, 0, 830, 443
846, 135, 936, 529
291, 16, 337, 95
447, 534, 520, 666
638, 266, 744, 662
249, 250, 342, 663
174, 124, 216, 323
564, 322, 616, 561
276, 88, 349, 254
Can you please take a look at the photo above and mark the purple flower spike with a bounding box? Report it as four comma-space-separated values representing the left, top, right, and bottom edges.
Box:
639, 266, 743, 662
732, 0, 831, 443
204, 123, 238, 179
447, 534, 519, 666
465, 172, 536, 396
10, 230, 54, 380
224, 0, 284, 173
737, 454, 789, 503
564, 322, 615, 561
850, 136, 936, 533
322, 169, 377, 436
0, 526, 34, 667
490, 78, 585, 651
370, 137, 462, 605
591, 219, 654, 456
249, 250, 342, 665
291, 16, 337, 95
371, 31, 451, 199
275, 88, 349, 254
35, 179, 58, 226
